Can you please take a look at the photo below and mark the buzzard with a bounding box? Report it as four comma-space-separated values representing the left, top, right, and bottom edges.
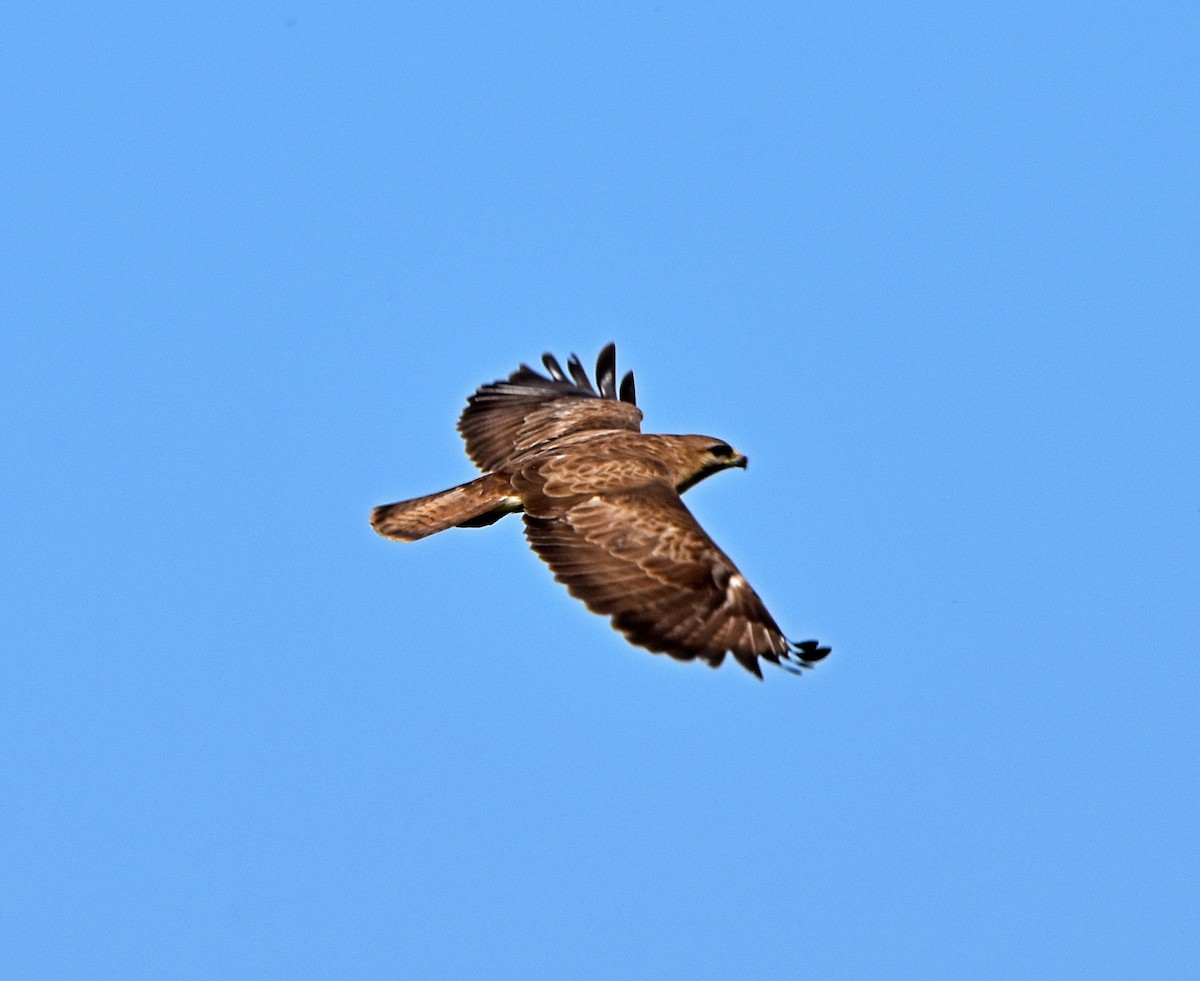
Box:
370, 344, 830, 678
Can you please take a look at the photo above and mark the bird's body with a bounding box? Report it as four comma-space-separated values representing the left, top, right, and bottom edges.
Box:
371, 344, 829, 678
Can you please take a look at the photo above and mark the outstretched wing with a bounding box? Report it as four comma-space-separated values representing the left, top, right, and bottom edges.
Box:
458, 343, 642, 473
521, 482, 829, 678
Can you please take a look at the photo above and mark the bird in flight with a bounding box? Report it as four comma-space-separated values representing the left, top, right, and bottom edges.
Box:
370, 344, 830, 678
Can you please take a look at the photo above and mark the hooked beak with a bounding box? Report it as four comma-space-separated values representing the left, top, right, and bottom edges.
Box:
733, 452, 748, 469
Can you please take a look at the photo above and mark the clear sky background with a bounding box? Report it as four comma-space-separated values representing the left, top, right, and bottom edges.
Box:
3, 3, 1197, 978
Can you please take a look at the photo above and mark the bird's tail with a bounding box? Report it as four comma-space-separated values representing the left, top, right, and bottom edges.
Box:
370, 472, 521, 542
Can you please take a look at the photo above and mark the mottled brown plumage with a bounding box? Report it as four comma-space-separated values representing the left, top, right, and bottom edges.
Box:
371, 344, 830, 678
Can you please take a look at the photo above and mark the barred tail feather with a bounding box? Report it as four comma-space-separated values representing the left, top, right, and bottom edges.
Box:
370, 473, 520, 542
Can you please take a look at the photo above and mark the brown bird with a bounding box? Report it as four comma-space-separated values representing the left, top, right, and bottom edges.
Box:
370, 344, 830, 678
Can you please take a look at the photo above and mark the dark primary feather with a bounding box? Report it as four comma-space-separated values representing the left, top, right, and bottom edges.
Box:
566, 354, 595, 392
619, 371, 636, 405
784, 639, 832, 671
541, 353, 568, 381
595, 343, 617, 398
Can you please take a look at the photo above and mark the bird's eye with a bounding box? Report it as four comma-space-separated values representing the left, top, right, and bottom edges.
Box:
709, 444, 734, 458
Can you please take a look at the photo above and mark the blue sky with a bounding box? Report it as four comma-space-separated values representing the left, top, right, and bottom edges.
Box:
3, 2, 1197, 978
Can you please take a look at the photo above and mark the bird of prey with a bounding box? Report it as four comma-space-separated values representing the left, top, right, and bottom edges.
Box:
370, 344, 830, 679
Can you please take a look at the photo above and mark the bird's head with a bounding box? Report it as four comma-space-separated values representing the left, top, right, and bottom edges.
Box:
673, 436, 748, 493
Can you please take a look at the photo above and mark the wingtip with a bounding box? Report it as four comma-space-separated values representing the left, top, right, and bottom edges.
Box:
513, 344, 633, 402
786, 638, 832, 670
